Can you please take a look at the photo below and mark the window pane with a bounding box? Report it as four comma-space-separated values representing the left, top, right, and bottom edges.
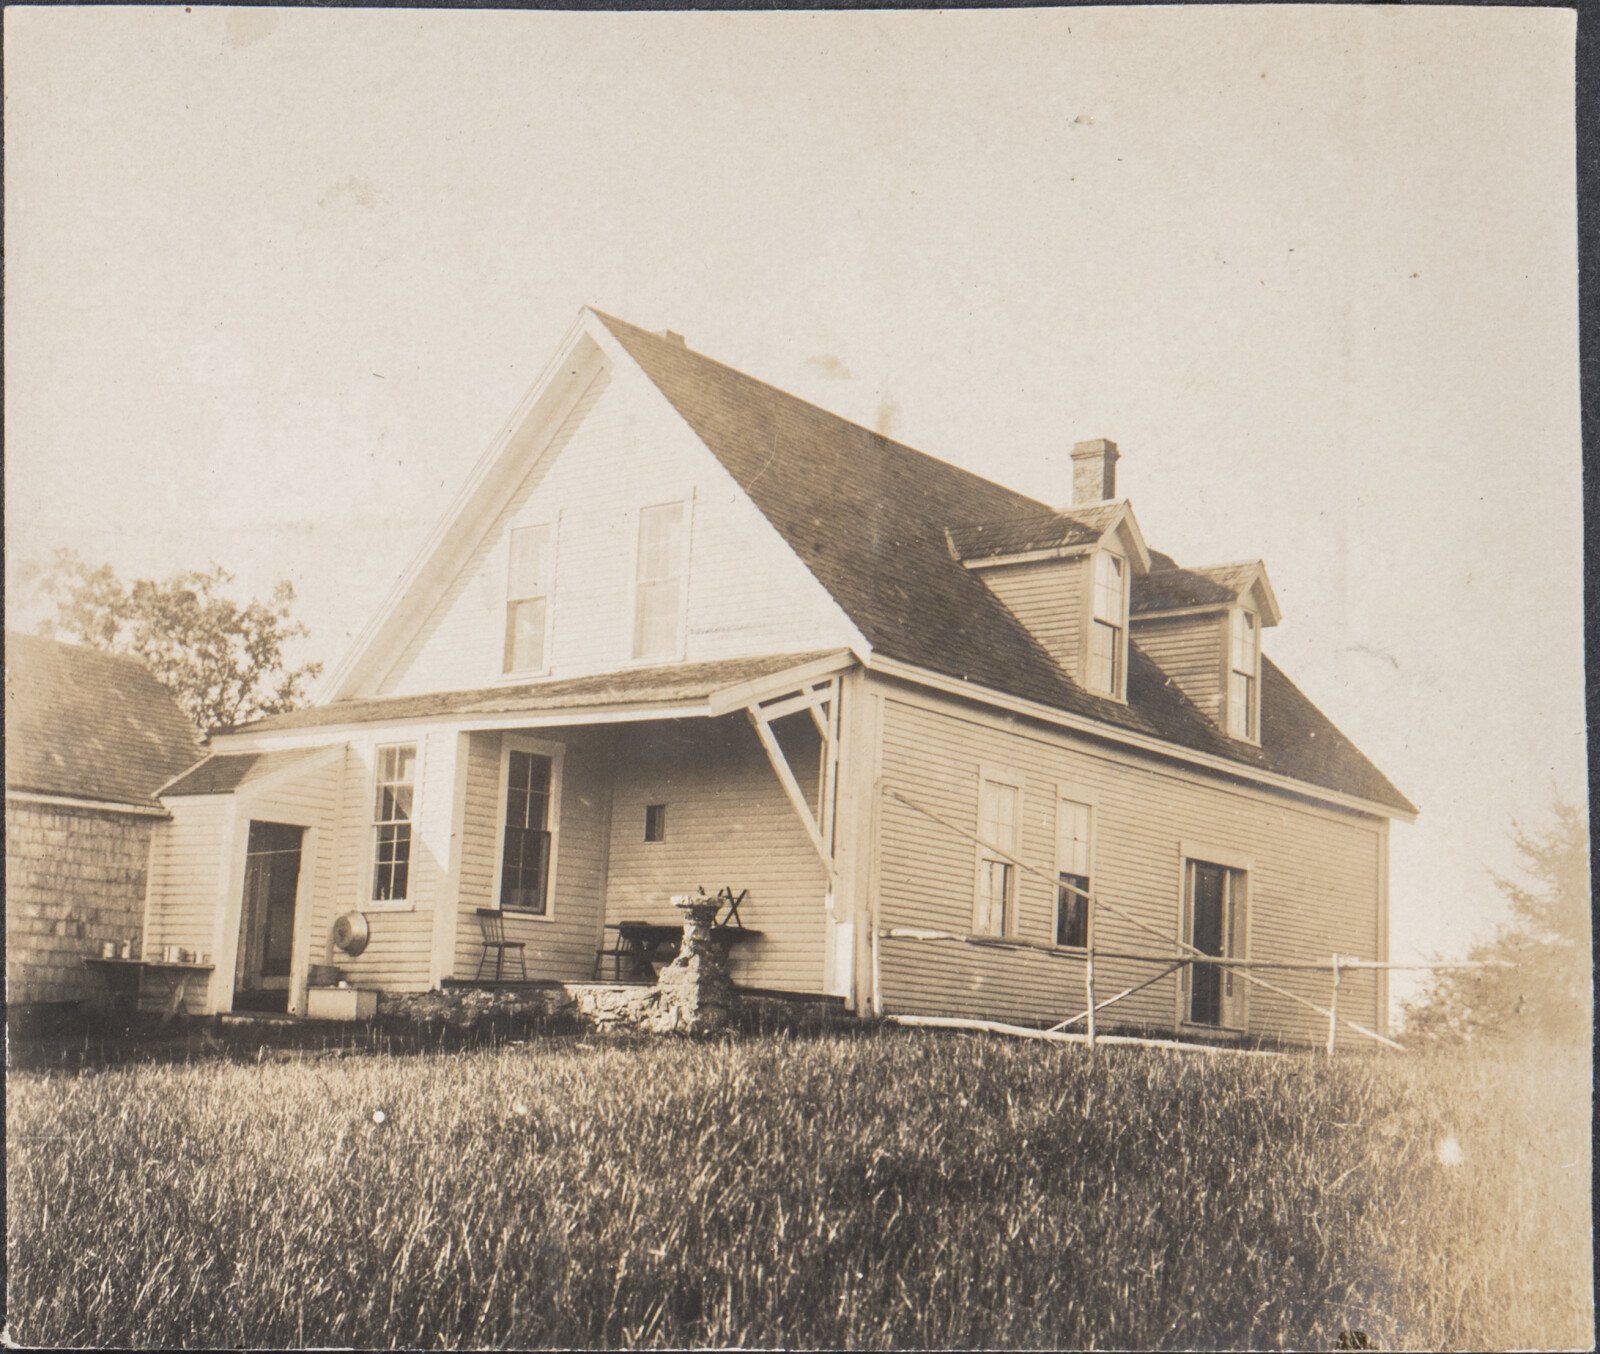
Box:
633, 579, 680, 658
637, 503, 684, 584
978, 780, 1017, 851
1088, 621, 1120, 694
1232, 610, 1257, 673
501, 827, 550, 913
504, 598, 547, 672
1093, 553, 1126, 624
1058, 800, 1091, 877
508, 525, 551, 599
977, 860, 1011, 935
1057, 873, 1090, 947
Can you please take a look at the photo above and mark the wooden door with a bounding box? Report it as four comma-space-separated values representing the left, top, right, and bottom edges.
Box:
237, 822, 305, 1005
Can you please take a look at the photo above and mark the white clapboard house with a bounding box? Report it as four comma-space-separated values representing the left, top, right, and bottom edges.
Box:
140, 309, 1415, 1041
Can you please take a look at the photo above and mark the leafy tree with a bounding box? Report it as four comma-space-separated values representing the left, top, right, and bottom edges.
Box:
19, 548, 324, 733
1400, 796, 1592, 1048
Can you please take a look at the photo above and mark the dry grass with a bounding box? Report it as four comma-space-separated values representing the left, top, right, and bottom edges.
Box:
6, 1028, 1591, 1349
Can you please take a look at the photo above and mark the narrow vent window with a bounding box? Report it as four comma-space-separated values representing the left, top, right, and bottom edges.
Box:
644, 804, 667, 843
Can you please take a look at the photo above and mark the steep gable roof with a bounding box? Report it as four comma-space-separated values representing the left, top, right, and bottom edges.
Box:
592, 312, 1413, 816
5, 632, 201, 808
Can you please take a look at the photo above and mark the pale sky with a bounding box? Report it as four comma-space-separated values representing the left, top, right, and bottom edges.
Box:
4, 7, 1583, 1002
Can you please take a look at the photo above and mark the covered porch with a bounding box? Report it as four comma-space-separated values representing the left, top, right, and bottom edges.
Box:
139, 651, 868, 1019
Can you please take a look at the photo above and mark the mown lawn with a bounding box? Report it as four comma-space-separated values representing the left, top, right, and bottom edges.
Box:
6, 1028, 1591, 1350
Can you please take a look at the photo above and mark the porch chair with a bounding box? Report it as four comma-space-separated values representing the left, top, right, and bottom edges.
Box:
475, 908, 527, 983
713, 886, 749, 929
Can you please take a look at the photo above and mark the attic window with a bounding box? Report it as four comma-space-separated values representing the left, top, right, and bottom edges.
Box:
504, 524, 553, 674
1087, 552, 1128, 698
633, 502, 687, 660
1228, 610, 1259, 741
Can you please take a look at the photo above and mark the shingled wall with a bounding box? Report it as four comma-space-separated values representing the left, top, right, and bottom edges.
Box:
6, 800, 156, 1007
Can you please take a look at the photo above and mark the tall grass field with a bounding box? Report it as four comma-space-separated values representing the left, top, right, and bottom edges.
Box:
6, 1028, 1592, 1349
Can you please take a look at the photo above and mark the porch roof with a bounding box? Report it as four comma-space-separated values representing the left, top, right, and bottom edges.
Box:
227, 651, 851, 735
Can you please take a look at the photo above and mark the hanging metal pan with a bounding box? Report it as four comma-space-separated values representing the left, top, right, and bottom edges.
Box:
331, 911, 370, 957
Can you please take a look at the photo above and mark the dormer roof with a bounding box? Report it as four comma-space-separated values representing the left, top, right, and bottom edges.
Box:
947, 500, 1152, 574
1134, 557, 1282, 627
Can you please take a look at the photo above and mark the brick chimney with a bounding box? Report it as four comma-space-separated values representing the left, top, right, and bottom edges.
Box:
1071, 439, 1119, 505
657, 330, 687, 347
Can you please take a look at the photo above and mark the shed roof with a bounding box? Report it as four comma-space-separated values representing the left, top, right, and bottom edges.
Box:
592, 312, 1413, 815
4, 631, 201, 808
160, 747, 332, 798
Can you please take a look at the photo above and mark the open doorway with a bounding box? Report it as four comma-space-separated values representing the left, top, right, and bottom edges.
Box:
235, 821, 304, 1013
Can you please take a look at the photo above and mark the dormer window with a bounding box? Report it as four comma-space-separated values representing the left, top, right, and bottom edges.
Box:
1228, 609, 1259, 740
504, 524, 553, 674
1088, 551, 1128, 698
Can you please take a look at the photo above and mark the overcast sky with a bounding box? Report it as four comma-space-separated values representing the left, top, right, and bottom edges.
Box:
4, 7, 1582, 1001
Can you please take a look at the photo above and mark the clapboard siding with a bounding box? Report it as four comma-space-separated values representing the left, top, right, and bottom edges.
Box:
378, 363, 858, 697
980, 558, 1087, 684
451, 729, 615, 981
328, 734, 454, 992
874, 687, 1383, 1045
606, 714, 826, 993
1131, 614, 1226, 726
143, 798, 232, 1012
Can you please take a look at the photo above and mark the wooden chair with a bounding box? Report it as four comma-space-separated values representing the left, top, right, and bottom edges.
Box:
475, 908, 527, 983
713, 886, 749, 929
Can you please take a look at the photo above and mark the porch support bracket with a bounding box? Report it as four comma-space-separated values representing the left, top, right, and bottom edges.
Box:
744, 678, 839, 883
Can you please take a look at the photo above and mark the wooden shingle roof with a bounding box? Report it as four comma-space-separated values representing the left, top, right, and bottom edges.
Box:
595, 312, 1414, 816
5, 632, 201, 808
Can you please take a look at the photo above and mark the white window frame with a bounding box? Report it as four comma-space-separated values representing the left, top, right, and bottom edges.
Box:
501, 518, 558, 678
1225, 608, 1260, 742
628, 494, 695, 664
366, 740, 423, 913
971, 762, 1024, 937
1053, 784, 1099, 951
1085, 550, 1129, 701
1174, 840, 1252, 1031
488, 735, 565, 922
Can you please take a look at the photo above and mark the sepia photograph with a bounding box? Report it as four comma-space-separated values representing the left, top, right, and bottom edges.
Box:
4, 6, 1588, 1350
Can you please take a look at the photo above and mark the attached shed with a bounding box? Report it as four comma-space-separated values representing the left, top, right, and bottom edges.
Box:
5, 632, 201, 1011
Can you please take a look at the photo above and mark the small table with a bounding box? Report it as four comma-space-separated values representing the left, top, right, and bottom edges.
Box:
83, 958, 215, 1020
595, 922, 762, 982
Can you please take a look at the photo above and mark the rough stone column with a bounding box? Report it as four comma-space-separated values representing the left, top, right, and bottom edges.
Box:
652, 895, 735, 1033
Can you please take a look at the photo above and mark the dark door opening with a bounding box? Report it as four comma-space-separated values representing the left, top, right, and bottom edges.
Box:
236, 821, 304, 1013
1184, 859, 1248, 1029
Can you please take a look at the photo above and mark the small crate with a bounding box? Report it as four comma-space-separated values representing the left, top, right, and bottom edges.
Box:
306, 986, 377, 1021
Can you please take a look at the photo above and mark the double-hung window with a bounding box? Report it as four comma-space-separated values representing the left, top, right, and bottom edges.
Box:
499, 748, 554, 914
1087, 552, 1127, 698
371, 744, 417, 904
504, 524, 553, 674
1055, 798, 1093, 949
633, 502, 686, 660
973, 772, 1021, 936
1227, 609, 1259, 740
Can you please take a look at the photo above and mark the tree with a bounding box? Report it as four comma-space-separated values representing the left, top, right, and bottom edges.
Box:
1400, 795, 1592, 1048
19, 548, 324, 733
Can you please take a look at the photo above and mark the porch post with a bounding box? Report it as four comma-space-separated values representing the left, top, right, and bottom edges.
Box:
428, 732, 474, 988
